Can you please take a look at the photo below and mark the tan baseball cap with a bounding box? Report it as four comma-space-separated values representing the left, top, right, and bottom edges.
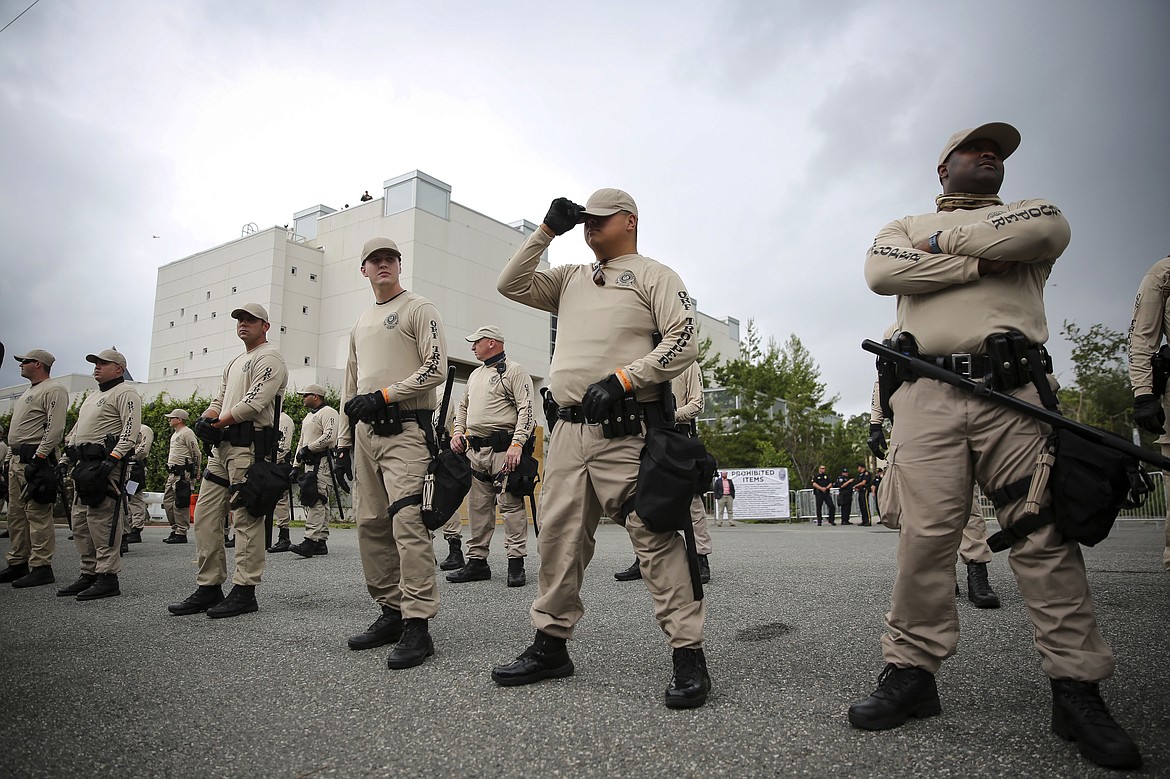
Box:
165, 409, 190, 420
465, 325, 504, 343
580, 188, 638, 217
231, 303, 269, 322
86, 348, 127, 369
14, 348, 55, 368
938, 122, 1021, 166
361, 237, 401, 263
301, 383, 327, 396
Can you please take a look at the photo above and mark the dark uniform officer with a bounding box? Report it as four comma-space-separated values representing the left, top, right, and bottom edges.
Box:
810, 465, 835, 525
833, 468, 854, 525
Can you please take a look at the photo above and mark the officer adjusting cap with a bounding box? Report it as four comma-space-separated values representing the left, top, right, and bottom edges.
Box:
580, 188, 638, 217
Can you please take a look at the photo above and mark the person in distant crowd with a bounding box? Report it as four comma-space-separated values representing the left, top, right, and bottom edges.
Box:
713, 471, 736, 527
336, 237, 448, 670
289, 384, 339, 558
833, 468, 855, 525
811, 465, 835, 526
491, 188, 710, 709
0, 428, 8, 520
167, 304, 288, 619
851, 122, 1140, 770
360, 190, 373, 202
1126, 252, 1170, 572
448, 326, 536, 588
162, 409, 200, 544
1, 349, 68, 588
853, 464, 873, 526
123, 422, 154, 544
59, 349, 142, 601
267, 410, 296, 552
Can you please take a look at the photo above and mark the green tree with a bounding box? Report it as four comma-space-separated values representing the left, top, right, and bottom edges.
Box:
1057, 320, 1135, 438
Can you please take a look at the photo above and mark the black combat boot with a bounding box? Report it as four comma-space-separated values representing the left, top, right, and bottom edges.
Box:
163, 532, 188, 544
267, 528, 291, 553
848, 664, 941, 730
0, 563, 31, 583
665, 647, 712, 709
491, 631, 574, 686
446, 557, 490, 583
966, 562, 1001, 609
168, 584, 225, 616
126, 529, 142, 544
120, 538, 130, 555
76, 573, 121, 601
1051, 679, 1142, 769
57, 574, 97, 597
507, 557, 526, 587
12, 565, 55, 588
385, 618, 434, 669
348, 605, 404, 650
699, 555, 711, 584
206, 584, 258, 619
438, 538, 464, 571
314, 539, 328, 555
614, 559, 642, 581
288, 538, 316, 558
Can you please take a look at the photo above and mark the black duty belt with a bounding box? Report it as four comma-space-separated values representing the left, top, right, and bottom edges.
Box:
556, 403, 673, 428
467, 430, 513, 451
556, 406, 589, 423
920, 350, 1053, 381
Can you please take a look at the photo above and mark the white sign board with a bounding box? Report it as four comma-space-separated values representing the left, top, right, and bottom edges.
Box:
723, 468, 789, 519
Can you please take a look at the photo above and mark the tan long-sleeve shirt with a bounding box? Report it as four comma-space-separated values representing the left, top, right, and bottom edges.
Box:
864, 198, 1070, 355
208, 342, 288, 429
133, 424, 154, 461
671, 362, 704, 424
7, 378, 68, 458
454, 357, 536, 445
1127, 255, 1170, 443
68, 380, 142, 459
166, 425, 200, 469
497, 228, 697, 405
300, 406, 340, 454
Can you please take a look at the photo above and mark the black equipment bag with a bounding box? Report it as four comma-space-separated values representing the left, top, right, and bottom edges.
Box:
421, 448, 472, 531
297, 467, 325, 507
128, 460, 147, 487
24, 458, 58, 505
1048, 428, 1150, 546
174, 478, 193, 513
695, 449, 718, 497
632, 427, 707, 533
72, 461, 111, 508
504, 439, 540, 499
230, 460, 293, 518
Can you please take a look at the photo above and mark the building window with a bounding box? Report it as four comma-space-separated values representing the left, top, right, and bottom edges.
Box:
231, 286, 237, 293
193, 314, 198, 322
211, 311, 216, 318
202, 347, 208, 355
302, 305, 308, 314
173, 367, 179, 375
291, 266, 298, 276
163, 367, 167, 376
169, 321, 174, 328
180, 308, 185, 316
206, 291, 211, 300
303, 356, 310, 365
280, 325, 287, 333
309, 273, 317, 281
189, 351, 193, 360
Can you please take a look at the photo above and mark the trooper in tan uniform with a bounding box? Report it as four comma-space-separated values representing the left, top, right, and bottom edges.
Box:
267, 410, 296, 552
167, 303, 288, 619
1126, 253, 1170, 571
161, 409, 200, 543
1, 349, 68, 588
59, 349, 142, 601
851, 123, 1140, 770
492, 188, 710, 709
123, 423, 154, 544
615, 361, 714, 583
337, 237, 447, 669
447, 325, 536, 588
288, 384, 339, 558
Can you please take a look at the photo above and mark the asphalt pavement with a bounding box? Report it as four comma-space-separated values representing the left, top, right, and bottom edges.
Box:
0, 519, 1166, 778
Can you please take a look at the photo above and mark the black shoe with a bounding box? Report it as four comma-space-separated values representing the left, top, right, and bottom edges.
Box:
438, 538, 464, 571
224, 536, 235, 549
0, 563, 30, 583
120, 540, 130, 555
966, 562, 1001, 609
314, 539, 328, 555
828, 520, 836, 525
614, 560, 642, 581
0, 529, 8, 538
492, 631, 574, 686
507, 557, 526, 587
12, 565, 54, 588
76, 573, 121, 601
289, 539, 316, 558
848, 664, 942, 730
348, 605, 404, 650
57, 574, 97, 597
267, 528, 291, 553
665, 647, 712, 709
698, 555, 711, 585
386, 618, 434, 669
168, 584, 225, 616
447, 557, 490, 583
206, 584, 257, 619
126, 529, 143, 544
1051, 679, 1142, 769
163, 532, 188, 544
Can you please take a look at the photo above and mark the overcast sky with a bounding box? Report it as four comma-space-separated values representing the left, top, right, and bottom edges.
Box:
1, 0, 1167, 416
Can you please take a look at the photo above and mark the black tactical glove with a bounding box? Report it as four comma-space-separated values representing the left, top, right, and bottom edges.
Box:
540, 387, 558, 433
333, 447, 353, 481
543, 197, 584, 236
297, 446, 312, 463
193, 416, 223, 444
867, 423, 887, 460
1133, 394, 1166, 435
24, 456, 52, 483
344, 390, 386, 423
97, 455, 121, 483
582, 374, 627, 424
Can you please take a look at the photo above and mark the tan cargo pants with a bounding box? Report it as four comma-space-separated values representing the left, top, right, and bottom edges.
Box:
71, 465, 125, 575
958, 496, 991, 565
5, 461, 57, 568
302, 461, 332, 541
193, 443, 266, 587
531, 422, 705, 649
162, 473, 189, 535
880, 378, 1113, 681
466, 446, 528, 560
690, 495, 711, 556
353, 421, 437, 620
